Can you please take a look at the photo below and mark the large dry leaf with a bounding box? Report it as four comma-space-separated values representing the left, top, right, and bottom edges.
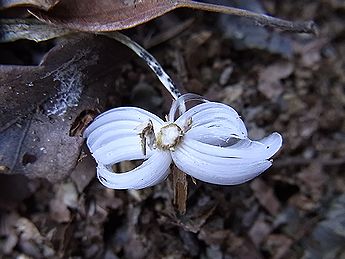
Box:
0, 0, 59, 11
31, 0, 181, 31
0, 35, 132, 182
30, 0, 316, 33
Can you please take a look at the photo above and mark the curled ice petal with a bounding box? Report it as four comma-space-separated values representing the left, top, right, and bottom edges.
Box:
172, 148, 272, 185
84, 106, 165, 163
172, 133, 282, 185
182, 133, 282, 160
84, 107, 163, 137
88, 125, 138, 150
84, 106, 168, 189
175, 102, 248, 144
185, 126, 241, 146
97, 151, 172, 189
92, 136, 147, 165
168, 93, 208, 121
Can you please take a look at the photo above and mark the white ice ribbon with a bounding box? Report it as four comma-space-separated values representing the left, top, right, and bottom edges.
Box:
84, 94, 283, 189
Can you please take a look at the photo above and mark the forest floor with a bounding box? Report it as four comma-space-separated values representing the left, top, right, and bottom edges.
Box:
0, 0, 344, 258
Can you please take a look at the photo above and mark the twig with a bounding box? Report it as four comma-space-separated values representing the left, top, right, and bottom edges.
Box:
178, 0, 318, 35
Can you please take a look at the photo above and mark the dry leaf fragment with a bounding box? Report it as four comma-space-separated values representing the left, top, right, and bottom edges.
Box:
258, 61, 294, 100
69, 110, 98, 137
50, 182, 78, 222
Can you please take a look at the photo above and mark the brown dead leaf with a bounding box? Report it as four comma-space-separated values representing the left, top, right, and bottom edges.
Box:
31, 0, 184, 32
69, 110, 97, 137
30, 0, 316, 33
0, 35, 133, 182
258, 61, 294, 100
288, 193, 318, 211
297, 163, 325, 202
0, 0, 59, 11
226, 235, 264, 259
264, 234, 293, 259
251, 179, 281, 215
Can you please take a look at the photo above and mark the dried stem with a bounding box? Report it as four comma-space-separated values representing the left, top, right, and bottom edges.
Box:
178, 1, 317, 35
172, 166, 188, 215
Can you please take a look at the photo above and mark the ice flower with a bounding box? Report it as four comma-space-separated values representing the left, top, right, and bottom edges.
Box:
84, 94, 282, 189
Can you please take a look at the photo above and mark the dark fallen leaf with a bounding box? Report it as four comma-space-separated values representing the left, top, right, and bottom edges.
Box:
30, 0, 316, 33
0, 0, 59, 11
0, 35, 133, 182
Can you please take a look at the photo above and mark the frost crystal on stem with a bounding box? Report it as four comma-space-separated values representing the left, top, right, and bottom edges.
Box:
84, 93, 283, 189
